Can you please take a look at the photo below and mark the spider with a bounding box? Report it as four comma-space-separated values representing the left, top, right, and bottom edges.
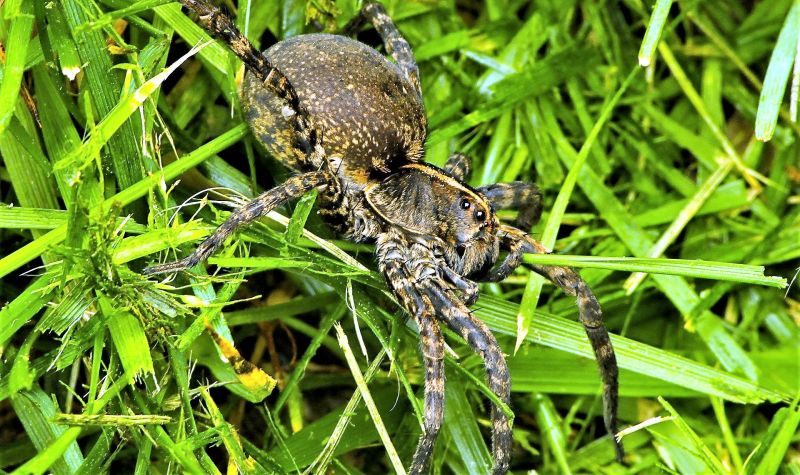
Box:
144, 1, 625, 472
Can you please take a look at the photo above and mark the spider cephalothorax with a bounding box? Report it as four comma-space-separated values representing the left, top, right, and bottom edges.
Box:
145, 1, 624, 472
366, 163, 500, 277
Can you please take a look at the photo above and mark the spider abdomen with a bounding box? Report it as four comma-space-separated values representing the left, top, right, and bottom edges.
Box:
242, 34, 427, 185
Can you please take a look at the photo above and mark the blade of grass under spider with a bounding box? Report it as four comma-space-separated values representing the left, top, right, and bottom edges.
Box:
31, 66, 82, 207
200, 388, 262, 474
0, 277, 54, 348
426, 46, 597, 147
0, 118, 60, 245
74, 0, 174, 33
531, 393, 572, 474
633, 180, 748, 227
53, 414, 173, 426
515, 67, 637, 353
755, 1, 800, 140
303, 348, 388, 473
746, 402, 800, 474
334, 324, 406, 474
54, 41, 208, 174
273, 304, 345, 414
99, 294, 155, 380
710, 397, 744, 473
642, 104, 721, 170
72, 428, 113, 475
0, 123, 247, 279
520, 255, 786, 287
39, 3, 82, 81
624, 157, 748, 293
659, 43, 770, 189
60, 0, 144, 197
507, 347, 700, 397
638, 0, 674, 67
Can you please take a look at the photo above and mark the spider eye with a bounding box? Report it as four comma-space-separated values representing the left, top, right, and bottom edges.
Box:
460, 199, 471, 210
475, 210, 486, 221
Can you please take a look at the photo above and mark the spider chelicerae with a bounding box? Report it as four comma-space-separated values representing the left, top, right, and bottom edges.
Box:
144, 1, 625, 472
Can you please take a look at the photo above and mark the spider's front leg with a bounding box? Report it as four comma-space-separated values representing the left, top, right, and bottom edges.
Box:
477, 182, 542, 231
343, 2, 421, 95
143, 171, 333, 275
417, 281, 512, 475
376, 232, 445, 475
404, 238, 513, 474
481, 224, 625, 463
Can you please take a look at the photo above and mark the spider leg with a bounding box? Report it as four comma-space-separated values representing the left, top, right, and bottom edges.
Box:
420, 280, 512, 475
179, 0, 320, 153
443, 152, 472, 181
376, 232, 445, 474
343, 2, 421, 95
143, 171, 333, 275
440, 264, 479, 306
477, 182, 542, 231
481, 224, 624, 463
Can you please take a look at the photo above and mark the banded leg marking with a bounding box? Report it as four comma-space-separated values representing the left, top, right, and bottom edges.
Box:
179, 0, 321, 156
376, 233, 445, 474
144, 171, 333, 275
343, 2, 421, 95
443, 152, 472, 181
423, 282, 512, 475
478, 182, 542, 231
481, 225, 624, 462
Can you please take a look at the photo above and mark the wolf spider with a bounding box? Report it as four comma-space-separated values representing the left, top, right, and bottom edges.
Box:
144, 1, 624, 472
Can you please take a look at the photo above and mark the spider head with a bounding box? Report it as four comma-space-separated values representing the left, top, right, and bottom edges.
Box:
365, 164, 500, 275
443, 192, 500, 275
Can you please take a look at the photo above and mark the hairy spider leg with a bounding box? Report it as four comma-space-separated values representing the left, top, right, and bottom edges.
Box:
439, 264, 480, 306
179, 0, 321, 156
143, 171, 333, 275
395, 237, 513, 473
481, 224, 624, 463
343, 2, 422, 96
443, 152, 471, 181
421, 281, 512, 475
478, 183, 543, 231
376, 232, 445, 474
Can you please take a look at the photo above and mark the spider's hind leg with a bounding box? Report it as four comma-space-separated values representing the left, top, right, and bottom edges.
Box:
179, 0, 320, 153
180, 0, 298, 107
343, 2, 421, 95
144, 171, 333, 275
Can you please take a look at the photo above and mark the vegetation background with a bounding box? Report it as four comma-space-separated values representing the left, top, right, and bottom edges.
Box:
0, 0, 798, 473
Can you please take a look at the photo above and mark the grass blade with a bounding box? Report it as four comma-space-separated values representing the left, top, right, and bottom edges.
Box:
638, 0, 674, 67
334, 324, 406, 475
755, 1, 800, 140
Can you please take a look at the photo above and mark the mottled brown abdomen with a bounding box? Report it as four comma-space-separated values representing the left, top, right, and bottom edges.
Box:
242, 34, 426, 188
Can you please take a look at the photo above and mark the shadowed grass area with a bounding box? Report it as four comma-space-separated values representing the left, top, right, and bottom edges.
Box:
1, 0, 798, 473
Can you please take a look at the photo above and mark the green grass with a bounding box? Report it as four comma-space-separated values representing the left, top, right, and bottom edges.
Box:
1, 0, 799, 473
